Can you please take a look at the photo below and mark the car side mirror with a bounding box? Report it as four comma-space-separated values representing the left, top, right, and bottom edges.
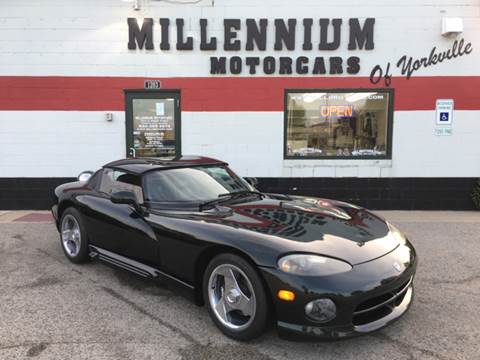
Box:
111, 190, 137, 204
111, 191, 146, 216
77, 171, 94, 182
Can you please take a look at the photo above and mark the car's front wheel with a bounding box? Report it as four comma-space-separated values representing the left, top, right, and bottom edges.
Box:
203, 253, 269, 341
59, 207, 90, 263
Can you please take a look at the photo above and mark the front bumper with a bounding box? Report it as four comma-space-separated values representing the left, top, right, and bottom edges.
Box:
260, 241, 417, 340
277, 282, 413, 340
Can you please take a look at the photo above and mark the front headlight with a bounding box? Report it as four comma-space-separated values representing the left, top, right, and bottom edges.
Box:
387, 222, 407, 244
388, 222, 413, 266
278, 254, 352, 276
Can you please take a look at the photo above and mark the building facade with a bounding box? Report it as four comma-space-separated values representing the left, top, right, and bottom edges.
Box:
1, 0, 479, 210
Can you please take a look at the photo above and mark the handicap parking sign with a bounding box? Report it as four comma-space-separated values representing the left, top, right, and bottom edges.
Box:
439, 112, 449, 122
435, 99, 453, 125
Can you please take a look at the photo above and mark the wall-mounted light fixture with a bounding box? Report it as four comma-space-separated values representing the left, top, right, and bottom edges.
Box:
441, 17, 463, 36
122, 0, 140, 11
126, 0, 214, 9
104, 112, 114, 122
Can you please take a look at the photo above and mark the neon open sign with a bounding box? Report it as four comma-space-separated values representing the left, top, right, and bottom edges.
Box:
320, 105, 354, 117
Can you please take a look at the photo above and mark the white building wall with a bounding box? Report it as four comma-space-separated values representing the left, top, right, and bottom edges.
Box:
0, 111, 126, 177
0, 0, 479, 77
0, 0, 480, 178
1, 110, 480, 178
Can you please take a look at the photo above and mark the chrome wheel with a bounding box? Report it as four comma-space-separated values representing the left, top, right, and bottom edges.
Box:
208, 264, 256, 331
61, 214, 81, 257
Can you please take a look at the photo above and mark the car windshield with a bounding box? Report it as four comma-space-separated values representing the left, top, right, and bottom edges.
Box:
143, 166, 251, 203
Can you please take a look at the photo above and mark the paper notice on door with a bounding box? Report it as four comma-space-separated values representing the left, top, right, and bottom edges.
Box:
156, 102, 165, 116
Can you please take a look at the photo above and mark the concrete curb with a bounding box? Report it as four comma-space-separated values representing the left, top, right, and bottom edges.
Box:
0, 211, 53, 223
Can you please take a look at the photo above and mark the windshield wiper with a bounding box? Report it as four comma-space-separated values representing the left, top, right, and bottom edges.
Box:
218, 190, 263, 198
199, 190, 264, 211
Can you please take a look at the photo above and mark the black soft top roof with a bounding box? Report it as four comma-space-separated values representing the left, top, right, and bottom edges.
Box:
104, 156, 227, 175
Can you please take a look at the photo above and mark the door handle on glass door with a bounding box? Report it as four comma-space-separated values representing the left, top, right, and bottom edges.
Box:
129, 147, 136, 157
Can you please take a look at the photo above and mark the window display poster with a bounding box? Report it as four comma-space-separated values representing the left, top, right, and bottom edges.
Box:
132, 98, 176, 157
156, 102, 165, 116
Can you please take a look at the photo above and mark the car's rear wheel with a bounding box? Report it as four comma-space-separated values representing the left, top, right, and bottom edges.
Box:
203, 253, 269, 341
59, 207, 90, 263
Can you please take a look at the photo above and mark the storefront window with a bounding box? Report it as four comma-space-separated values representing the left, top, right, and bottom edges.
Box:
125, 91, 181, 159
285, 90, 393, 159
132, 98, 176, 157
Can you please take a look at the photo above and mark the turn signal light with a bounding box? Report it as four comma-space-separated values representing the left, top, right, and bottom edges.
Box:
277, 290, 295, 302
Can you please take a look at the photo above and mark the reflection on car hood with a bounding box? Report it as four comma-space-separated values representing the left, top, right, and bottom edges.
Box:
198, 195, 398, 265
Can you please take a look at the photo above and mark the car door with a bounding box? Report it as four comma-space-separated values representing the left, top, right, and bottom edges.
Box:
80, 168, 159, 268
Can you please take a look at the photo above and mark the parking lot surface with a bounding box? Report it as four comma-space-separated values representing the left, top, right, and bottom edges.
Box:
0, 211, 479, 360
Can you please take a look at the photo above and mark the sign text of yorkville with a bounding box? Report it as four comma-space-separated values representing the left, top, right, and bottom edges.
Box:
127, 18, 375, 75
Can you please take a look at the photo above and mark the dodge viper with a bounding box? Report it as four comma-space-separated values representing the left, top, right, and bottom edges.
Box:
52, 156, 417, 340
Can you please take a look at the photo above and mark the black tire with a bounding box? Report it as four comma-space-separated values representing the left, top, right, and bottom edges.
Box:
59, 207, 90, 263
203, 253, 269, 341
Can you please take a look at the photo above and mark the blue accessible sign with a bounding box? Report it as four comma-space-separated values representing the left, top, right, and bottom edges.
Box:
435, 99, 453, 125
439, 112, 449, 122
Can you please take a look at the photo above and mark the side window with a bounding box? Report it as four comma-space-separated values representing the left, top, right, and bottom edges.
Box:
99, 168, 144, 203
86, 170, 102, 190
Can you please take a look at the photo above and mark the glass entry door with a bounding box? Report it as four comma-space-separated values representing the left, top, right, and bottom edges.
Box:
125, 90, 181, 158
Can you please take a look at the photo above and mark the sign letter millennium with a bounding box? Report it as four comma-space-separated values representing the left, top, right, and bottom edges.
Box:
127, 17, 375, 75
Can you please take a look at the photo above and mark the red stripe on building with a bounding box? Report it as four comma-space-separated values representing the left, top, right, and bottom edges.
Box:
0, 76, 478, 111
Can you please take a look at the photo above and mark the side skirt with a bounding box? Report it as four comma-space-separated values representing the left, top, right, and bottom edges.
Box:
89, 245, 197, 302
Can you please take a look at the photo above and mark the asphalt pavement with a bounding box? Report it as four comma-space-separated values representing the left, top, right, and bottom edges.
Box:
0, 211, 479, 360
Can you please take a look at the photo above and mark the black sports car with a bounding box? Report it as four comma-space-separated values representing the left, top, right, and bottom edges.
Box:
52, 156, 417, 341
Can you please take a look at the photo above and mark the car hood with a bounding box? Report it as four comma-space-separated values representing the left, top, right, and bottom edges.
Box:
197, 195, 397, 266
